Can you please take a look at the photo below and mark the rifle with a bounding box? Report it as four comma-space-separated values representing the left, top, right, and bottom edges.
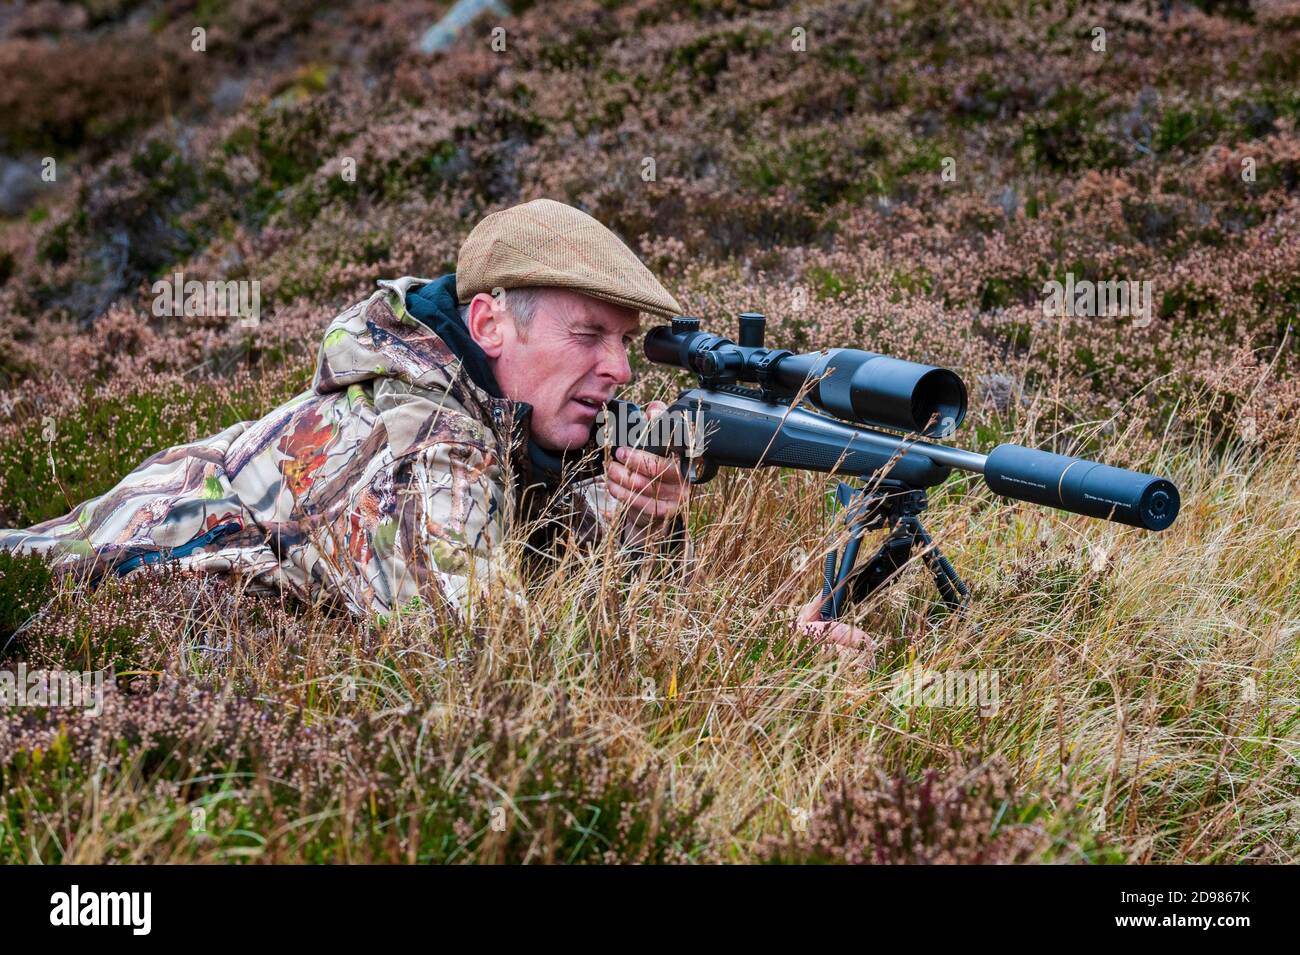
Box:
602, 313, 1180, 621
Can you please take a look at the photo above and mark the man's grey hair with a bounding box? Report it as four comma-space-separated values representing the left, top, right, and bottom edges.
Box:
458, 287, 546, 331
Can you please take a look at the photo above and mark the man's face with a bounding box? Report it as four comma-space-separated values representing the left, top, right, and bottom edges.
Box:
469, 288, 640, 451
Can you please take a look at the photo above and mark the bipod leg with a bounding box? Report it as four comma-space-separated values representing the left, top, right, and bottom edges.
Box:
910, 518, 971, 611
821, 518, 871, 621
820, 481, 878, 621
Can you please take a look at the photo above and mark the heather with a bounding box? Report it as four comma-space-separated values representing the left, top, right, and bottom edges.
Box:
1, 0, 1298, 862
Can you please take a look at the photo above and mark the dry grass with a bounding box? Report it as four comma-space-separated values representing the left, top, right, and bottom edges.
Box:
4, 407, 1296, 863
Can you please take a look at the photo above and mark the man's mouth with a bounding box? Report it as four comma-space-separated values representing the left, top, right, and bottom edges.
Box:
571, 396, 606, 413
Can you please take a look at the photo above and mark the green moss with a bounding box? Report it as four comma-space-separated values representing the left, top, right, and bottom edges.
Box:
816, 43, 869, 79
666, 26, 774, 94
1154, 104, 1226, 155
736, 128, 889, 209
949, 71, 1029, 124
891, 140, 952, 179
891, 267, 933, 297
35, 218, 75, 266
804, 266, 859, 302
215, 102, 345, 227
1021, 87, 1127, 172
978, 274, 1040, 311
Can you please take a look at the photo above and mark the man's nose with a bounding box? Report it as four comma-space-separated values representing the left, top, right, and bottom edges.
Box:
598, 341, 632, 385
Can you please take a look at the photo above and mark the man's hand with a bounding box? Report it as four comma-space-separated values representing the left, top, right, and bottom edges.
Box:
796, 592, 876, 664
607, 400, 690, 529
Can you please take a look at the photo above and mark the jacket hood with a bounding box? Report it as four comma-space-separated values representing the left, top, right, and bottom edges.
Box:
402, 274, 506, 400
311, 274, 604, 488
312, 275, 486, 401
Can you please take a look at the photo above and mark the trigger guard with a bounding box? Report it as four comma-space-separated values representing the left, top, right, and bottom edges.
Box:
684, 456, 718, 484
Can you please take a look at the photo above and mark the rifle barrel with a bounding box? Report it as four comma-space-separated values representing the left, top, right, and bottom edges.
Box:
912, 442, 987, 474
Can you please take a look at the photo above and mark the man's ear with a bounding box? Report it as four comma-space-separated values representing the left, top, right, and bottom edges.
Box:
466, 291, 508, 357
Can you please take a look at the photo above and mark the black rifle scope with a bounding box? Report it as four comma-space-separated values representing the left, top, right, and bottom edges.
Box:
644, 313, 968, 437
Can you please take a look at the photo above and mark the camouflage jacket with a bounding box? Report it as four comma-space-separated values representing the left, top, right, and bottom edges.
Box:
0, 275, 675, 626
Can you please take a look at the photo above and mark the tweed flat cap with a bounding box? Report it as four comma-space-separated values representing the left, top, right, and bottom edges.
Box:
456, 198, 683, 319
